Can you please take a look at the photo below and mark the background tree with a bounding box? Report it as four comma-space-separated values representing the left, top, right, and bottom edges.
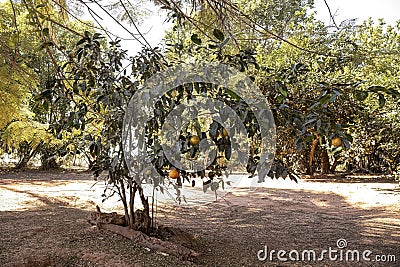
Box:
160, 0, 400, 176
0, 0, 98, 169
0, 2, 34, 131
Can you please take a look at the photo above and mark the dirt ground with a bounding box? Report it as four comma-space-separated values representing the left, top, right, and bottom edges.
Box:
0, 169, 399, 267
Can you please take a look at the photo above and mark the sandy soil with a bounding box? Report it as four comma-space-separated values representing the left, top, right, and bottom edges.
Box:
0, 169, 399, 266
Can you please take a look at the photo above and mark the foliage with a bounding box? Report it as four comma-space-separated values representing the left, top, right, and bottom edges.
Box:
257, 18, 400, 174
0, 65, 31, 130
0, 2, 35, 130
0, 119, 63, 168
0, 0, 99, 168
42, 29, 167, 230
161, 1, 400, 175
1, 0, 399, 237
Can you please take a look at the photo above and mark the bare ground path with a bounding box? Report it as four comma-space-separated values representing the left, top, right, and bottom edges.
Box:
0, 170, 398, 266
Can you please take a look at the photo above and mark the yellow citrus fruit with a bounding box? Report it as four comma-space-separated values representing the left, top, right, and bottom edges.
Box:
163, 122, 171, 130
222, 128, 228, 137
332, 137, 343, 147
169, 169, 179, 179
189, 135, 200, 146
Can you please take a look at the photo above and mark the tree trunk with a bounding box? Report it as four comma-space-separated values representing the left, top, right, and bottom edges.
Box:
320, 136, 330, 174
15, 142, 42, 169
85, 153, 95, 170
40, 145, 59, 170
118, 178, 130, 228
15, 155, 30, 169
40, 156, 58, 170
309, 136, 319, 176
137, 186, 151, 234
129, 182, 138, 228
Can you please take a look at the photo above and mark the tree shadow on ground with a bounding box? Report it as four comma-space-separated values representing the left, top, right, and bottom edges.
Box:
158, 187, 400, 267
0, 184, 70, 206
0, 181, 399, 267
0, 169, 93, 181
0, 192, 199, 267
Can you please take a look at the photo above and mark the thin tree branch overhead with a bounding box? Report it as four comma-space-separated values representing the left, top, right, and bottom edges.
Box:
323, 0, 339, 29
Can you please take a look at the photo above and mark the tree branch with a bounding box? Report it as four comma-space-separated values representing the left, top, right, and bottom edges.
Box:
323, 0, 339, 29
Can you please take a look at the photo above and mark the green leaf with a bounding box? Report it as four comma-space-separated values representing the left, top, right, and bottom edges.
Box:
386, 88, 400, 98
275, 81, 287, 97
289, 173, 298, 183
42, 28, 49, 37
368, 86, 385, 93
190, 34, 202, 45
295, 139, 303, 151
227, 89, 240, 100
318, 94, 331, 104
377, 93, 386, 108
213, 29, 225, 41
77, 38, 87, 46
354, 90, 368, 101
84, 31, 91, 39
225, 145, 231, 160
39, 41, 54, 50
93, 33, 103, 39
218, 38, 230, 48
209, 121, 219, 138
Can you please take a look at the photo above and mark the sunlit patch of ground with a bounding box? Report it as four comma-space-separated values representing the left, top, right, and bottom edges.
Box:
0, 180, 99, 211
253, 178, 400, 211
0, 174, 398, 212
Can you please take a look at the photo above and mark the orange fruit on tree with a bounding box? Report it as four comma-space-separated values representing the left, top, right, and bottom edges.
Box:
169, 169, 179, 179
222, 128, 228, 137
331, 137, 343, 147
189, 135, 200, 146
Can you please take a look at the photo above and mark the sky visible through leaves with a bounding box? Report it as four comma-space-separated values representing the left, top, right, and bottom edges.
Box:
77, 0, 400, 56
